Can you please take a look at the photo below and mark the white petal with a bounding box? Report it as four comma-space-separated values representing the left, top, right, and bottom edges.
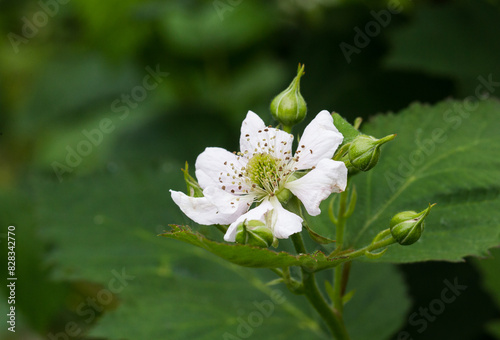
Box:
239, 111, 293, 160
269, 196, 303, 239
203, 186, 254, 215
224, 199, 273, 242
285, 159, 347, 216
268, 128, 294, 161
293, 110, 344, 170
240, 111, 266, 156
171, 190, 242, 225
239, 111, 265, 155
195, 147, 250, 194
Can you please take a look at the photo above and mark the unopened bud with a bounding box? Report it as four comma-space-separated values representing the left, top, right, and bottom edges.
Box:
390, 204, 435, 245
235, 220, 277, 248
348, 134, 396, 171
270, 63, 307, 128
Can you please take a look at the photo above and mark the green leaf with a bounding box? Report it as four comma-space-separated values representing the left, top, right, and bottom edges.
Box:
332, 113, 362, 147
341, 289, 355, 306
344, 262, 410, 340
162, 225, 344, 272
324, 280, 336, 305
309, 98, 500, 262
322, 262, 411, 340
304, 223, 337, 244
325, 262, 410, 340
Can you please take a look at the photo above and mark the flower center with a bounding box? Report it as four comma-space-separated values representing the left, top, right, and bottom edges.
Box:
245, 153, 289, 196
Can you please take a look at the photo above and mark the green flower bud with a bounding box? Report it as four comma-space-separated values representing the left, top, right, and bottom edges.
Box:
335, 144, 360, 176
270, 63, 307, 129
348, 134, 396, 171
235, 220, 277, 248
390, 204, 435, 245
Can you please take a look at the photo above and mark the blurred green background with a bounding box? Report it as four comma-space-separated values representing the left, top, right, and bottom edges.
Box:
1, 0, 500, 339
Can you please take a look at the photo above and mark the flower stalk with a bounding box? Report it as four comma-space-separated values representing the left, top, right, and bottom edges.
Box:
291, 233, 350, 340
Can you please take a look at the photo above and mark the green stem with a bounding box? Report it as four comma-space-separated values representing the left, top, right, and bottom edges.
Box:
215, 225, 228, 234
281, 266, 303, 294
291, 233, 350, 340
327, 230, 397, 261
291, 232, 307, 254
340, 262, 351, 298
333, 265, 344, 313
283, 125, 292, 133
335, 189, 348, 250
343, 236, 396, 260
332, 186, 349, 313
270, 268, 283, 277
302, 270, 350, 340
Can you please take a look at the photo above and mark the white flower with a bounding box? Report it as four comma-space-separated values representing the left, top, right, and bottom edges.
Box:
170, 110, 348, 242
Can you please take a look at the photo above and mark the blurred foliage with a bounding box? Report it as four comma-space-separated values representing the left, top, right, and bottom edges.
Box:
0, 0, 499, 339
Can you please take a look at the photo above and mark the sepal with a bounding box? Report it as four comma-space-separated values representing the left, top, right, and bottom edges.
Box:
235, 220, 278, 248
182, 162, 203, 197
